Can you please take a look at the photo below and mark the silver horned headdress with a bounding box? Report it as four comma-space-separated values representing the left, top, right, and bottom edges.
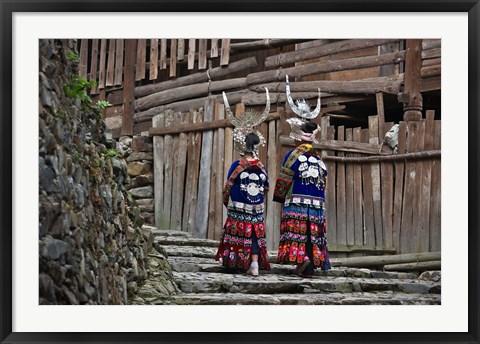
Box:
285, 74, 321, 143
223, 88, 270, 156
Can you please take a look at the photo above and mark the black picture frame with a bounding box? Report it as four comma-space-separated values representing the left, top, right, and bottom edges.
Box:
1, 1, 478, 343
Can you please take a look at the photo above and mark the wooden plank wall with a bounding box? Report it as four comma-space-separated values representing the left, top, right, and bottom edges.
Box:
151, 103, 441, 255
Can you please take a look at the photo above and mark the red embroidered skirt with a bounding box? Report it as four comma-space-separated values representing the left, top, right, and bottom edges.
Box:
216, 209, 270, 271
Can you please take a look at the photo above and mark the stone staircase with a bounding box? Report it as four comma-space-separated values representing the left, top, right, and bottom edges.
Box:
134, 227, 441, 305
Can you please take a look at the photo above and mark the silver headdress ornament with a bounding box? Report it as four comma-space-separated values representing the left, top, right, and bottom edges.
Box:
285, 75, 321, 144
223, 88, 270, 156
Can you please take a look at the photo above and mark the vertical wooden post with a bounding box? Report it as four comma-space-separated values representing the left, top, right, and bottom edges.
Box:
194, 98, 214, 238
121, 39, 136, 136
153, 113, 165, 228
403, 39, 423, 121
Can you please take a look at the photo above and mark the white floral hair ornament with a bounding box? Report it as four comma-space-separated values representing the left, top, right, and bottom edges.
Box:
285, 75, 321, 144
223, 88, 270, 156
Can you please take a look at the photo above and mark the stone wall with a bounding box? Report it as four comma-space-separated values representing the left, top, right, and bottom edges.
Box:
116, 135, 155, 226
38, 39, 176, 304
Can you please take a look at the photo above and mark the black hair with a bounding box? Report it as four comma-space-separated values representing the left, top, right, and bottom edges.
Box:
244, 132, 260, 153
302, 121, 318, 134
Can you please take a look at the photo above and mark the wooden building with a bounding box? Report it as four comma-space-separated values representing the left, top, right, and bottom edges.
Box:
78, 38, 441, 256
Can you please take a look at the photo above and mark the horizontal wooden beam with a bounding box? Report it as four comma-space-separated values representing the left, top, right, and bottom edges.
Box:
134, 56, 257, 98
328, 244, 397, 254
149, 112, 280, 136
323, 150, 441, 163
279, 135, 388, 155
135, 77, 246, 111
420, 76, 441, 92
247, 50, 406, 86
335, 251, 441, 268
265, 39, 400, 68
384, 260, 441, 272
249, 74, 404, 95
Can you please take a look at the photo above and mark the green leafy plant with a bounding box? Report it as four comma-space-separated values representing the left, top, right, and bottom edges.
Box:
66, 51, 80, 63
64, 75, 96, 104
96, 100, 112, 109
101, 148, 120, 158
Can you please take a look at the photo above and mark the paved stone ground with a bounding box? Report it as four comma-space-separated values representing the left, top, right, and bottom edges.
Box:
133, 227, 441, 305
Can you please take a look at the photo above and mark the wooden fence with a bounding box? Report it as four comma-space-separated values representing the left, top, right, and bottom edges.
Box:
150, 99, 441, 255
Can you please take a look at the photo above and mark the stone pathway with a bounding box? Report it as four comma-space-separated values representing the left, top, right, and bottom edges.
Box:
133, 227, 441, 305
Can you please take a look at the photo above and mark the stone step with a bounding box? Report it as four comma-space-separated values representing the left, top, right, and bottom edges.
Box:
166, 256, 419, 279
154, 236, 219, 247
172, 271, 440, 295
153, 291, 441, 305
142, 226, 192, 238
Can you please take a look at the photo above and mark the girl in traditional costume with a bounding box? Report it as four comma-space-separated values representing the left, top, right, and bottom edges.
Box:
215, 89, 271, 276
274, 75, 331, 277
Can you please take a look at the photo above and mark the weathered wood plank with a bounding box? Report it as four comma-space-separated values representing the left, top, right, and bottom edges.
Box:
400, 122, 419, 253
177, 39, 185, 61
420, 76, 441, 92
186, 111, 204, 234
422, 39, 441, 51
188, 39, 196, 70
149, 112, 279, 136
376, 92, 386, 141
279, 136, 388, 155
135, 39, 146, 81
259, 121, 268, 167
422, 57, 441, 67
421, 48, 441, 60
384, 260, 441, 272
345, 128, 355, 246
78, 39, 88, 78
249, 74, 404, 95
194, 99, 214, 238
325, 125, 337, 245
89, 39, 99, 94
352, 128, 363, 246
153, 113, 165, 228
160, 39, 167, 70
323, 150, 441, 163
369, 115, 383, 247
135, 57, 256, 98
247, 50, 406, 86
210, 39, 219, 58
114, 39, 124, 86
182, 111, 195, 232
412, 121, 426, 253
98, 39, 107, 89
266, 115, 278, 251
214, 103, 226, 241
380, 122, 394, 248
135, 78, 246, 112
429, 120, 441, 252
338, 251, 440, 268
171, 112, 189, 231
379, 42, 400, 76
393, 122, 407, 251
169, 39, 177, 78
207, 105, 219, 240
419, 111, 435, 252
220, 39, 230, 66
162, 110, 175, 229
106, 39, 116, 86
149, 39, 159, 80
361, 129, 375, 247
121, 39, 136, 136
198, 39, 207, 70
336, 126, 347, 246
265, 39, 400, 68
421, 65, 441, 78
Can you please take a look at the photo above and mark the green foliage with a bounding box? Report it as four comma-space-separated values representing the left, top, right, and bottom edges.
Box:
96, 100, 112, 109
64, 75, 97, 105
66, 51, 80, 63
101, 148, 120, 158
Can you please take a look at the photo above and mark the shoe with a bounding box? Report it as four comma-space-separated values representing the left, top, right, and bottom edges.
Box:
246, 267, 259, 276
294, 258, 311, 276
